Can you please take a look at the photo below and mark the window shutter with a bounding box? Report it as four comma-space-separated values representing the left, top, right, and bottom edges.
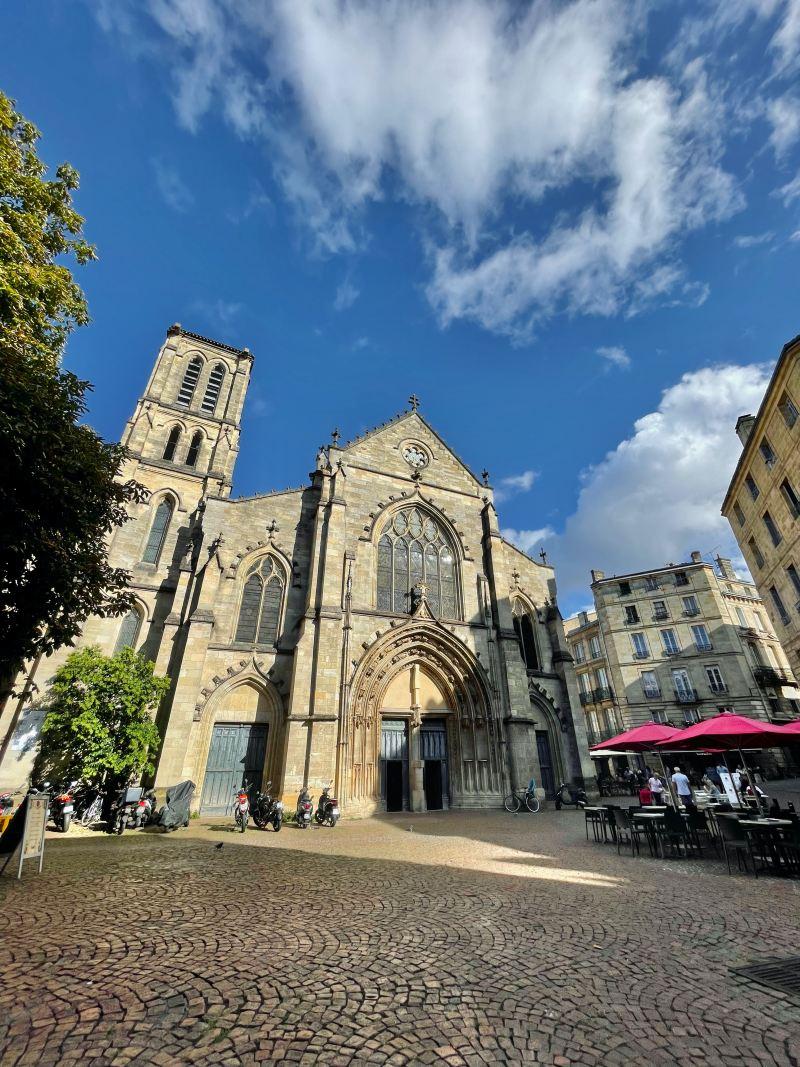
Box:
142, 499, 173, 564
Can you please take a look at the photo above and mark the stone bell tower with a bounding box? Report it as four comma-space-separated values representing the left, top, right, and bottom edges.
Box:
121, 324, 253, 502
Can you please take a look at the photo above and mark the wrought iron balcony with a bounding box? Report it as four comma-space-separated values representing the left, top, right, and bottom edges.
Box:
673, 687, 701, 704
652, 611, 669, 622
708, 682, 727, 694
633, 651, 650, 660
593, 686, 614, 703
586, 724, 620, 746
754, 666, 793, 688
579, 691, 592, 706
682, 608, 701, 617
642, 687, 662, 700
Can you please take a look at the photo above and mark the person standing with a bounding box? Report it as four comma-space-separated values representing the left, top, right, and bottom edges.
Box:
671, 766, 693, 807
648, 772, 665, 805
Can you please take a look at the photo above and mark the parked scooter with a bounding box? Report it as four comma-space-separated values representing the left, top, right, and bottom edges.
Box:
314, 784, 340, 828
554, 781, 588, 810
51, 781, 79, 832
0, 791, 14, 817
132, 788, 158, 828
108, 786, 144, 835
252, 781, 283, 832
233, 781, 250, 833
296, 786, 313, 829
157, 780, 195, 831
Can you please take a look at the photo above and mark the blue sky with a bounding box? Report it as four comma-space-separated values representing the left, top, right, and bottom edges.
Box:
4, 0, 800, 613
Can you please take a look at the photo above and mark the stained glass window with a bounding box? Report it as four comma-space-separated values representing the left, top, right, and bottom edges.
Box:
512, 600, 540, 671
114, 608, 142, 652
376, 507, 460, 618
235, 556, 284, 646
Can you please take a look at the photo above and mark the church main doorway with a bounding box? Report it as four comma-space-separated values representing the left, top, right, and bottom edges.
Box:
380, 719, 408, 811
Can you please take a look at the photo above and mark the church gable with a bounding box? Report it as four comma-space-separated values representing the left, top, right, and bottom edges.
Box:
342, 410, 484, 495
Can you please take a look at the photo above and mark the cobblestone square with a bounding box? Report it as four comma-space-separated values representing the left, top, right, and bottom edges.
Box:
1, 810, 799, 1065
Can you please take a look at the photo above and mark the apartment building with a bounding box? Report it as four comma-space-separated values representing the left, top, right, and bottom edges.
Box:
565, 554, 798, 752
563, 610, 622, 747
722, 332, 800, 681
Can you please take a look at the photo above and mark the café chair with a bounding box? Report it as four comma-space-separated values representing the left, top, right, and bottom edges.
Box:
717, 816, 757, 877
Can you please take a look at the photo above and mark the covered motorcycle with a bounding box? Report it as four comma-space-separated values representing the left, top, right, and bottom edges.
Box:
157, 780, 195, 831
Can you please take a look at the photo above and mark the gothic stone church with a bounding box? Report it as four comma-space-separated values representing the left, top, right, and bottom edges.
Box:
5, 326, 595, 813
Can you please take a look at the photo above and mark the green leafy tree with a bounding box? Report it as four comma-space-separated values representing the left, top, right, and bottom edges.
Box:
0, 91, 144, 714
33, 647, 169, 787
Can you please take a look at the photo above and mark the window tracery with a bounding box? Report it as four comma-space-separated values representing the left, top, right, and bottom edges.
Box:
235, 556, 284, 647
512, 599, 540, 671
376, 507, 458, 618
176, 355, 202, 407
142, 497, 173, 565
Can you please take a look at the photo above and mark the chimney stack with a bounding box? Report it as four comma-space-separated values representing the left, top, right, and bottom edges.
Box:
736, 414, 756, 446
716, 555, 736, 580
591, 569, 605, 583
690, 550, 703, 564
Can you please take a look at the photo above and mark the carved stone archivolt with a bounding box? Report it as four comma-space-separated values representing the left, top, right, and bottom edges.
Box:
193, 655, 279, 721
528, 677, 568, 733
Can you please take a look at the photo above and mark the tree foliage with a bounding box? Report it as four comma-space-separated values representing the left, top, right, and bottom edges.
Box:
0, 91, 144, 696
34, 647, 169, 786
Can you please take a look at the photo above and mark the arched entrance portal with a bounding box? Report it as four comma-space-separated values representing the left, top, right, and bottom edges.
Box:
380, 665, 451, 812
345, 605, 504, 814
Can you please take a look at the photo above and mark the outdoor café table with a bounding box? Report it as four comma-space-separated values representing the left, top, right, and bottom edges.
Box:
633, 811, 667, 857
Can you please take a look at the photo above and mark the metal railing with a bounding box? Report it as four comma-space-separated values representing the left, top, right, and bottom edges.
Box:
754, 666, 793, 688
673, 687, 701, 704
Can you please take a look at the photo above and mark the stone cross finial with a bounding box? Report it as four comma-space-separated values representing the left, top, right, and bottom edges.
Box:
511, 568, 520, 588
539, 548, 548, 565
408, 394, 420, 412
331, 427, 341, 446
481, 469, 490, 486
267, 519, 279, 538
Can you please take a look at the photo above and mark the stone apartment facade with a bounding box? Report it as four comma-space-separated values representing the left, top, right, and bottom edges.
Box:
0, 326, 595, 812
564, 555, 798, 762
722, 332, 800, 680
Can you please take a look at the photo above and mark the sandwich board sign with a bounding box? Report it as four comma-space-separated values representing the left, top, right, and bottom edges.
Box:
0, 794, 48, 879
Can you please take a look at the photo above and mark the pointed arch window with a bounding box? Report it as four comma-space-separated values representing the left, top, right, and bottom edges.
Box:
142, 498, 173, 565
235, 556, 284, 646
163, 426, 181, 462
176, 356, 202, 407
114, 607, 142, 653
201, 363, 226, 414
185, 431, 202, 468
376, 507, 459, 618
512, 600, 541, 671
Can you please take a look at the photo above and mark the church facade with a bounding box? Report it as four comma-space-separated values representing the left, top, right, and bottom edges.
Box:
1, 326, 596, 813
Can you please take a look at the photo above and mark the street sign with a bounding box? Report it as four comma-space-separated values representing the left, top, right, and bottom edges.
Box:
0, 794, 48, 879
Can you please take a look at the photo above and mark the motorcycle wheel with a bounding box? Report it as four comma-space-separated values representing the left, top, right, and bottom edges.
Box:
503, 793, 521, 813
273, 816, 282, 832
240, 814, 247, 833
554, 798, 562, 810
115, 815, 125, 835
314, 812, 324, 825
62, 813, 71, 833
252, 815, 265, 830
329, 813, 339, 828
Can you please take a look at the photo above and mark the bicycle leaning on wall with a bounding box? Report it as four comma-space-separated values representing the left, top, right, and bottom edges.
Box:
503, 777, 541, 814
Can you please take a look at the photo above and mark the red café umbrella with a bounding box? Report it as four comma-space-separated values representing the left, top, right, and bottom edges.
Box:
590, 723, 680, 752
656, 712, 797, 806
778, 720, 800, 734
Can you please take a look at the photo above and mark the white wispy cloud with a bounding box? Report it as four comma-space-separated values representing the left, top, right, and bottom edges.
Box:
597, 345, 631, 370
502, 363, 773, 598
333, 277, 360, 311
733, 231, 776, 248
767, 94, 800, 157
494, 470, 539, 504
776, 172, 800, 204
501, 527, 555, 556
152, 158, 194, 212
98, 1, 758, 339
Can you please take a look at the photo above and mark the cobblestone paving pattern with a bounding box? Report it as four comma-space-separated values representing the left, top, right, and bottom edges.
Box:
1, 810, 799, 1065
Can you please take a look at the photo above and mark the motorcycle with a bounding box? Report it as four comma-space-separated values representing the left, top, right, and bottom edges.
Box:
554, 781, 588, 810
314, 784, 340, 828
233, 781, 250, 833
108, 786, 144, 835
157, 780, 195, 832
296, 787, 313, 829
252, 781, 283, 832
132, 788, 158, 828
51, 780, 78, 832
0, 791, 14, 817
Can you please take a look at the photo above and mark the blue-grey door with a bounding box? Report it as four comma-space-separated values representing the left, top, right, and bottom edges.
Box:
421, 719, 448, 809
200, 723, 268, 815
536, 730, 556, 797
380, 719, 409, 811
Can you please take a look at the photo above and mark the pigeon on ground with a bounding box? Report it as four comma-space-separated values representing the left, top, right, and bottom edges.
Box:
215, 842, 224, 850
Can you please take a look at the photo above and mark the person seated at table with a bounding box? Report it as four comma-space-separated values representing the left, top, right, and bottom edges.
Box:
638, 783, 652, 806
701, 775, 722, 801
